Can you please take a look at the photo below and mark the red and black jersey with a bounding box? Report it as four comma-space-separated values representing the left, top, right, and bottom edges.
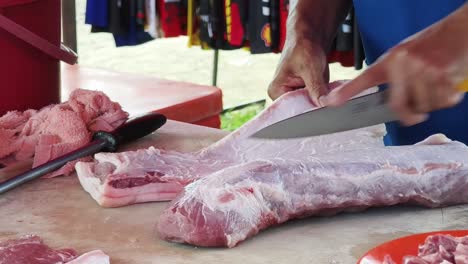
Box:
327, 9, 355, 67
225, 0, 247, 47
277, 0, 289, 52
247, 0, 272, 54
157, 0, 188, 37
199, 0, 237, 49
269, 0, 280, 52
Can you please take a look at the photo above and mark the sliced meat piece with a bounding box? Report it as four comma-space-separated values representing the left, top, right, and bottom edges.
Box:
381, 235, 468, 264
454, 243, 468, 264
157, 135, 468, 247
67, 250, 110, 264
76, 82, 386, 207
0, 235, 77, 264
0, 89, 128, 177
0, 235, 110, 264
419, 234, 460, 256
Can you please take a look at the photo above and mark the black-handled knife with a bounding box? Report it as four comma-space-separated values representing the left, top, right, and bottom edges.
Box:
0, 112, 167, 194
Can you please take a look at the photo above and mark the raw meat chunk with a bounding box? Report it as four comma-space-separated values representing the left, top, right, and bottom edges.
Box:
76, 82, 385, 207
66, 250, 110, 264
157, 135, 468, 247
0, 235, 110, 264
0, 89, 128, 177
0, 235, 77, 263
384, 234, 468, 264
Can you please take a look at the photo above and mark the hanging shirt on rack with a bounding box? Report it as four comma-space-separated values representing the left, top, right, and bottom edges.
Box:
269, 0, 280, 52
85, 0, 108, 28
187, 0, 210, 48
248, 0, 272, 54
87, 0, 141, 41
146, 0, 160, 38
225, 0, 247, 47
198, 0, 215, 47
114, 0, 154, 47
277, 0, 288, 52
327, 10, 355, 67
158, 0, 188, 37
88, 0, 126, 35
187, 0, 196, 46
199, 0, 236, 49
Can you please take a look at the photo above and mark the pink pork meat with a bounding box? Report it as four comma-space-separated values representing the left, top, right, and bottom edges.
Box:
0, 89, 128, 177
383, 234, 468, 264
158, 134, 468, 248
76, 82, 385, 207
0, 235, 110, 264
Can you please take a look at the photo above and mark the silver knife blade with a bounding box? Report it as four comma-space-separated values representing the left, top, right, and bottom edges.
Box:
251, 90, 397, 139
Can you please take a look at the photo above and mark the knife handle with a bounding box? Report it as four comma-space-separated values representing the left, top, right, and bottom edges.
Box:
457, 80, 468, 92
94, 112, 167, 152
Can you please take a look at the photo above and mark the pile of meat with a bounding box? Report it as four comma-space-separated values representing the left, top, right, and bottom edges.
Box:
0, 235, 110, 264
0, 89, 128, 177
384, 234, 468, 264
75, 84, 468, 248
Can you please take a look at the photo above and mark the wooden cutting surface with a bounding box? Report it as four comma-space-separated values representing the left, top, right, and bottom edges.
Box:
0, 120, 467, 264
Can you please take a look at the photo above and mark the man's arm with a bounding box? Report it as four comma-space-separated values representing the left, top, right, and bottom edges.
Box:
287, 0, 353, 50
268, 0, 352, 104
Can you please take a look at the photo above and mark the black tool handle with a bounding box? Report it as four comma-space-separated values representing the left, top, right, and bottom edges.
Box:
0, 140, 107, 194
94, 112, 167, 152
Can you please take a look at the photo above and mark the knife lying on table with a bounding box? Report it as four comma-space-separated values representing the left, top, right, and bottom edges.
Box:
0, 112, 167, 194
252, 80, 468, 139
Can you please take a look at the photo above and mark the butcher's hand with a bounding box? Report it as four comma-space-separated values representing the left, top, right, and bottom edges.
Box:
268, 38, 330, 106
322, 3, 468, 126
268, 0, 353, 106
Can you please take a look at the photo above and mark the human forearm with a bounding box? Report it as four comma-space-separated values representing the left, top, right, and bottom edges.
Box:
286, 0, 353, 50
441, 3, 468, 78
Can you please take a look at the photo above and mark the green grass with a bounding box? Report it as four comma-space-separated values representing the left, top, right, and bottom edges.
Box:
221, 104, 264, 131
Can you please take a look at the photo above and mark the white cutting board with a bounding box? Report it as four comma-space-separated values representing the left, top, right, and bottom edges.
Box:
0, 120, 466, 264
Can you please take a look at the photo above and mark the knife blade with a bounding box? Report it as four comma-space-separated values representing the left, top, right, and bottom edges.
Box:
0, 112, 167, 194
251, 89, 395, 139
252, 80, 468, 139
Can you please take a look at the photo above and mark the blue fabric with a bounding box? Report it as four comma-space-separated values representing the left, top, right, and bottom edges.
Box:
113, 2, 153, 47
353, 0, 468, 145
85, 0, 108, 27
113, 18, 153, 47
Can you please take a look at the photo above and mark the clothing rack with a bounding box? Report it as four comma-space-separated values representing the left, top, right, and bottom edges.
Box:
62, 1, 364, 89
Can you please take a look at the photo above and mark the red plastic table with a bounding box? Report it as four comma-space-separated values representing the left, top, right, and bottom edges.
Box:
61, 64, 223, 128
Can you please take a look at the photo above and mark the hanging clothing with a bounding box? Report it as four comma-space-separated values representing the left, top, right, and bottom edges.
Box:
146, 0, 160, 38
85, 0, 108, 28
198, 0, 237, 50
225, 0, 246, 47
113, 0, 154, 47
277, 0, 288, 52
269, 0, 280, 51
247, 0, 272, 54
158, 0, 188, 37
83, 0, 366, 70
327, 10, 355, 67
93, 1, 128, 35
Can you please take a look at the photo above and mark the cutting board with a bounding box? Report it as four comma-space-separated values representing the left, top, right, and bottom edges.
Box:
0, 120, 467, 264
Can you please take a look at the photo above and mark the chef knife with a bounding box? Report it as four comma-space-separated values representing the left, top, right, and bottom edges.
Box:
0, 112, 167, 194
251, 80, 468, 139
